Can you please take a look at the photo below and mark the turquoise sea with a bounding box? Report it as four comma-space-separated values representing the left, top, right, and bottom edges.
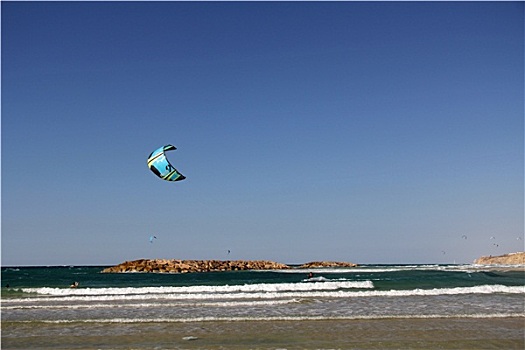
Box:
2, 264, 524, 349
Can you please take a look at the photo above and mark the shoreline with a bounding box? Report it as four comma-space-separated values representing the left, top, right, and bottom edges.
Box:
3, 317, 524, 349
3, 264, 523, 349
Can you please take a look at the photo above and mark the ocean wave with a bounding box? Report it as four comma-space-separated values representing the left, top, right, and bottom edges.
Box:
283, 267, 407, 273
6, 284, 523, 304
7, 313, 525, 324
2, 299, 299, 310
283, 264, 525, 273
19, 280, 375, 296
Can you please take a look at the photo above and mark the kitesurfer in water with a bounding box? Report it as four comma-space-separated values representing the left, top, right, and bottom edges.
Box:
70, 282, 79, 288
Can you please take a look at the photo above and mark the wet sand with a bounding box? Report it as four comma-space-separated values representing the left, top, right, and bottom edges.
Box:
2, 317, 524, 349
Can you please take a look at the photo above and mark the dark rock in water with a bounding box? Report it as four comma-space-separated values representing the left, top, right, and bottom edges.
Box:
299, 261, 357, 268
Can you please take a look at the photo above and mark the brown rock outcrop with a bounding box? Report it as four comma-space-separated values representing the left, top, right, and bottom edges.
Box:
474, 252, 525, 265
101, 259, 291, 274
298, 261, 357, 268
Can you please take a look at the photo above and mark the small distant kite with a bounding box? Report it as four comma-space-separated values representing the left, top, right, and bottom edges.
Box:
147, 144, 186, 182
490, 236, 496, 240
461, 235, 467, 240
149, 236, 157, 244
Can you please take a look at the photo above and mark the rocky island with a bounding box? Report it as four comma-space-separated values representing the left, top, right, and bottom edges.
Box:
101, 259, 357, 274
474, 252, 525, 265
298, 261, 358, 268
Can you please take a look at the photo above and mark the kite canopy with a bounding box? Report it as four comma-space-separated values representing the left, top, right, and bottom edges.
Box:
147, 144, 186, 182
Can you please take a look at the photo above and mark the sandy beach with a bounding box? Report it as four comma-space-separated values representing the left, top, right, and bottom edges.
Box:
2, 317, 524, 349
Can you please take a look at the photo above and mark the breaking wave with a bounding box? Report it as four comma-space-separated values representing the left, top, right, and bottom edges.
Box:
8, 284, 523, 305
19, 280, 374, 296
8, 313, 525, 324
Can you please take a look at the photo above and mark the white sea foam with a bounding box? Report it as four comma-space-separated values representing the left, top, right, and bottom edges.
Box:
282, 267, 403, 273
284, 264, 525, 273
6, 284, 523, 305
20, 280, 375, 296
2, 299, 299, 310
10, 313, 525, 324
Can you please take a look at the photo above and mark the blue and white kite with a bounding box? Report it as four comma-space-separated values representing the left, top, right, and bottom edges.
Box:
147, 145, 186, 182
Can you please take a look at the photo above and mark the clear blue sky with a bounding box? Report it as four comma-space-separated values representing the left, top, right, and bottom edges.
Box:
2, 2, 523, 266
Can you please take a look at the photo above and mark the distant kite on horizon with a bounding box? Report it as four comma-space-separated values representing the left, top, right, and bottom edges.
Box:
147, 144, 186, 182
149, 236, 157, 244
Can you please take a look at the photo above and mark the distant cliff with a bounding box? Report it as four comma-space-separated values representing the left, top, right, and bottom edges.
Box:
101, 259, 358, 273
474, 252, 525, 265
